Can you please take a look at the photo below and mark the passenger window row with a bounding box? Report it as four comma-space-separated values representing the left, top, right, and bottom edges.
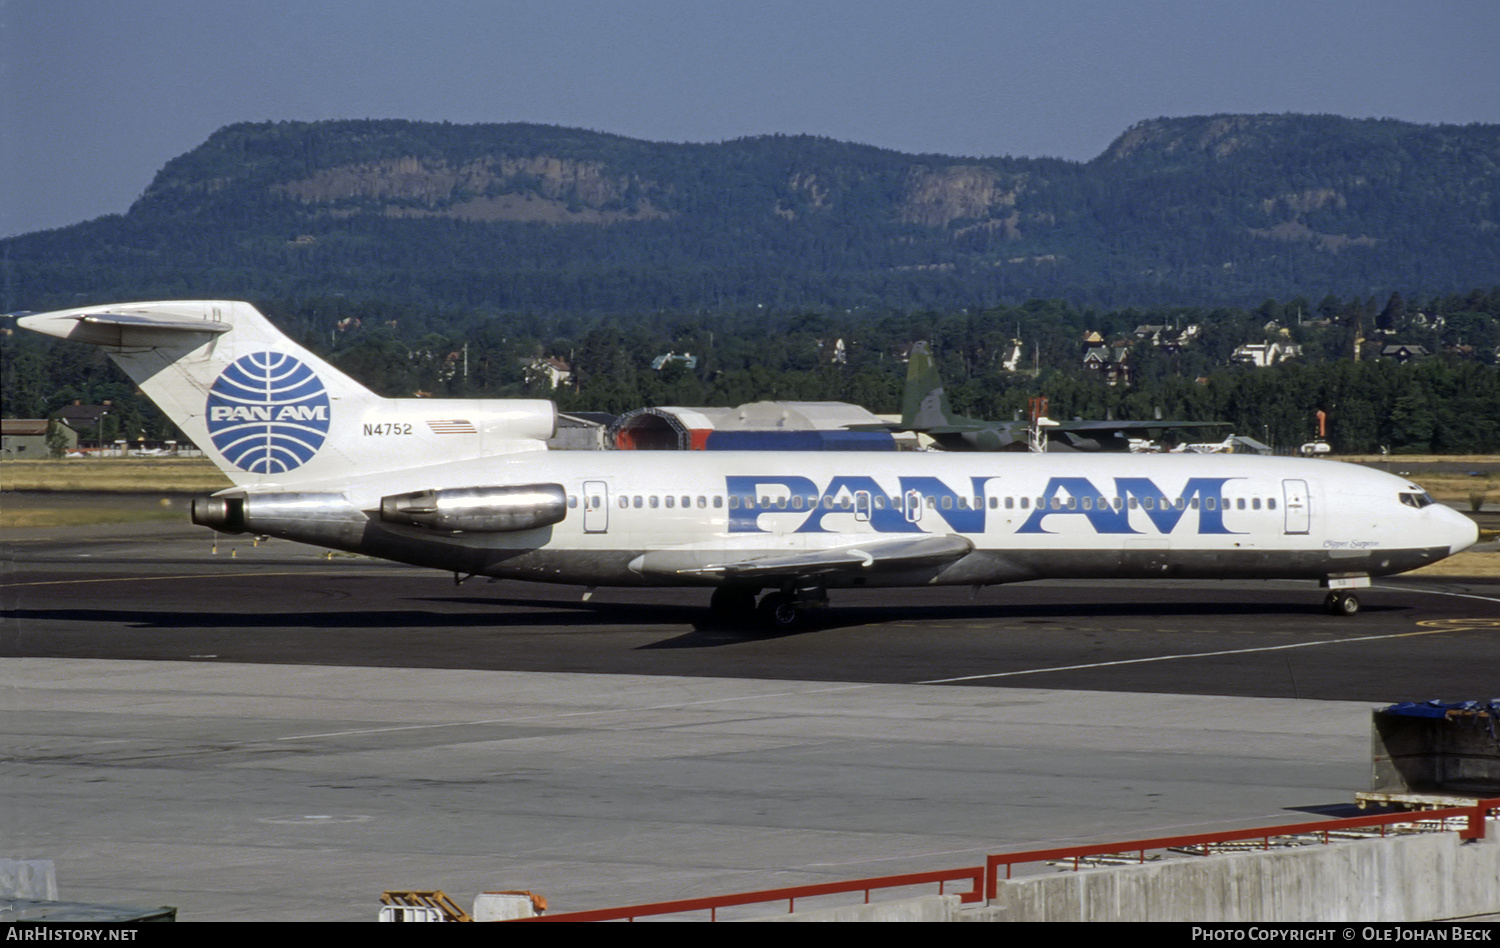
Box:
564, 493, 1282, 512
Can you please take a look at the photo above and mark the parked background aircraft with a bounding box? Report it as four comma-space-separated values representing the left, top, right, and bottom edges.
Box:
17, 302, 1478, 627
855, 341, 1227, 452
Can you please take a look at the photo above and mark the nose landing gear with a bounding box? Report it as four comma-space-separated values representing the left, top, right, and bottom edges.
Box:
1324, 590, 1360, 616
1321, 573, 1369, 617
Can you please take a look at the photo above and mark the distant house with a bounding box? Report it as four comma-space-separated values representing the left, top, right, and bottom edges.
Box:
2, 419, 67, 458
1380, 344, 1429, 364
1000, 338, 1025, 373
55, 400, 113, 436
1165, 325, 1200, 350
1134, 324, 1200, 351
1231, 342, 1302, 367
524, 355, 573, 389
1082, 332, 1133, 386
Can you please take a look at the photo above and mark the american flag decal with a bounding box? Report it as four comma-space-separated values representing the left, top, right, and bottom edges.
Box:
427, 419, 477, 435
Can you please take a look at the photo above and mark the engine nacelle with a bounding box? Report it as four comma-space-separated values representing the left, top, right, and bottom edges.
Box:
192, 492, 368, 548
192, 496, 246, 534
380, 484, 567, 533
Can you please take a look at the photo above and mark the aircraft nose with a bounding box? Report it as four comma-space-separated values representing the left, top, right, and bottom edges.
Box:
1444, 506, 1480, 555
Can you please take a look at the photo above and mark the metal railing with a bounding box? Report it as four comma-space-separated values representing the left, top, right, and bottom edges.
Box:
518, 866, 985, 922
983, 798, 1498, 899
519, 798, 1498, 922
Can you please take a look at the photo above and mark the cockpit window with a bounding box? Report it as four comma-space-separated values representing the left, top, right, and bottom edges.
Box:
1398, 491, 1435, 509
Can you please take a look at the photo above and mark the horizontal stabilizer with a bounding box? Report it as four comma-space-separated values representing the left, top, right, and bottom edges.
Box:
77, 312, 233, 333
19, 309, 232, 347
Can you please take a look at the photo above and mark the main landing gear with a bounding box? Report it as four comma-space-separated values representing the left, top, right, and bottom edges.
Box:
710, 582, 827, 632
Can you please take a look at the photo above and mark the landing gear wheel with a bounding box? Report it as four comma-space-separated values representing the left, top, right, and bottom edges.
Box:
756, 592, 803, 631
1325, 591, 1360, 616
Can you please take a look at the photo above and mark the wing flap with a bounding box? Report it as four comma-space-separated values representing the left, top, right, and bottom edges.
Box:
631, 534, 973, 581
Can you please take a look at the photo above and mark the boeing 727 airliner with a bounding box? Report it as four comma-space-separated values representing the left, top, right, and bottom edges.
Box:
18, 301, 1478, 628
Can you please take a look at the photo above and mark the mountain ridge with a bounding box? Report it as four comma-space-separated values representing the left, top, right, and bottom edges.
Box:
5, 114, 1496, 312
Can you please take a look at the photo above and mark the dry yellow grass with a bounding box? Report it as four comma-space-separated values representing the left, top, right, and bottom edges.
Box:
1336, 456, 1500, 507
0, 505, 185, 529
0, 458, 232, 493
1406, 550, 1500, 576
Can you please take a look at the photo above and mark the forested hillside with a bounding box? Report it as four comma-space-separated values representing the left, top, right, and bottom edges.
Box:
4, 115, 1498, 453
3, 115, 1496, 313
6, 290, 1498, 454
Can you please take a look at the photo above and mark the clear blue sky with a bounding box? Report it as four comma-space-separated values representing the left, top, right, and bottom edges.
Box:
4, 0, 1498, 236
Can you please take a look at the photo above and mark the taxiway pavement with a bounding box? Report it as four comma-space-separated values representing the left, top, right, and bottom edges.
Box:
3, 519, 1497, 921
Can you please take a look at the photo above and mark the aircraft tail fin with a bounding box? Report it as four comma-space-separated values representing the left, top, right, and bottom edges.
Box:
19, 300, 556, 489
901, 341, 954, 429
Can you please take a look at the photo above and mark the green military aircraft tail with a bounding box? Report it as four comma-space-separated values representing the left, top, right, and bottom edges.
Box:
872, 341, 1226, 452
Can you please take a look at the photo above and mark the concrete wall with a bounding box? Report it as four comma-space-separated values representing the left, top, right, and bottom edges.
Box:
751, 894, 962, 922
773, 829, 1500, 922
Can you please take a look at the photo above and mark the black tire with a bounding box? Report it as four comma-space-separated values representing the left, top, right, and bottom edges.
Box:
1325, 592, 1360, 616
756, 592, 803, 631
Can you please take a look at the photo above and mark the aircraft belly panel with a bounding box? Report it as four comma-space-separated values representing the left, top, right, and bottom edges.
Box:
942, 545, 1455, 583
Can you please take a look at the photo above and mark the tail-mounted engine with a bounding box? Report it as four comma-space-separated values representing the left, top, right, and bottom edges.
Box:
191, 495, 247, 533
379, 484, 567, 533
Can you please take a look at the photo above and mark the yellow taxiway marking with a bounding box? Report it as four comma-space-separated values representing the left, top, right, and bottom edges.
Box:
1416, 617, 1500, 631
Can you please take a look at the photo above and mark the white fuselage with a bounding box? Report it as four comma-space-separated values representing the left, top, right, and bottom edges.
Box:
257, 449, 1478, 589
16, 300, 1478, 600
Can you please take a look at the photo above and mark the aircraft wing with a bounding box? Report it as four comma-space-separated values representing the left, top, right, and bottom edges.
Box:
631, 535, 973, 582
846, 421, 1008, 434
1049, 419, 1225, 432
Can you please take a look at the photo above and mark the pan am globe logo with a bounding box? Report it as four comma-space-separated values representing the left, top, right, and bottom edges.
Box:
206, 352, 331, 473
